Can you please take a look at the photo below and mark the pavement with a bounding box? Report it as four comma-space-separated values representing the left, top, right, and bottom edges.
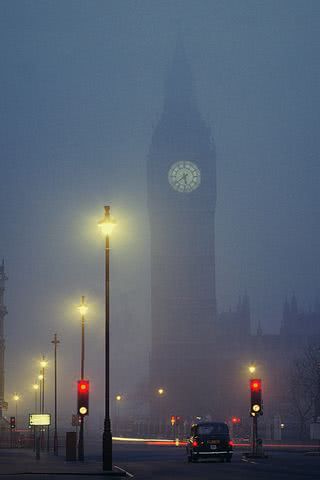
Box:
0, 448, 127, 477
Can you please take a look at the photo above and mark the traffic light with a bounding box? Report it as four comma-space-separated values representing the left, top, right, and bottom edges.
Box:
170, 415, 176, 426
10, 416, 16, 429
77, 380, 89, 416
250, 378, 262, 416
232, 417, 241, 424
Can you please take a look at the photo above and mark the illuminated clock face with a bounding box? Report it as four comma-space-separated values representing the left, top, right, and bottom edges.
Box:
168, 161, 201, 193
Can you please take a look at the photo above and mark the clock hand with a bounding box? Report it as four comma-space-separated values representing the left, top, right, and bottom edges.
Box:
177, 173, 187, 183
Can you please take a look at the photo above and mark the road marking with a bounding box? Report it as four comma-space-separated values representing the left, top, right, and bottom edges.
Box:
114, 465, 134, 478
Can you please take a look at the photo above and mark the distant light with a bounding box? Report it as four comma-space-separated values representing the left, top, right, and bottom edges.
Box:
249, 365, 256, 374
280, 423, 285, 429
32, 384, 39, 390
38, 374, 44, 381
116, 395, 122, 401
252, 404, 261, 413
13, 395, 20, 401
158, 388, 164, 395
40, 360, 48, 368
79, 406, 88, 415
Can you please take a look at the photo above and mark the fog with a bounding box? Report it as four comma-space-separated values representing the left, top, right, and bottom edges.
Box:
0, 0, 319, 423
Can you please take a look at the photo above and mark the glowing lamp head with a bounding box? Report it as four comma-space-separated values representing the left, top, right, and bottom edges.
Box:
252, 404, 261, 413
33, 384, 39, 390
40, 360, 48, 368
38, 374, 44, 381
13, 395, 20, 402
249, 365, 256, 374
158, 388, 164, 395
116, 395, 122, 401
79, 406, 88, 415
78, 296, 88, 316
98, 207, 116, 237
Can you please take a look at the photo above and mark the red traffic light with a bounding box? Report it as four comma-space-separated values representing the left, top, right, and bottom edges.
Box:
232, 417, 240, 424
78, 380, 89, 393
10, 416, 16, 429
77, 380, 89, 416
250, 379, 261, 392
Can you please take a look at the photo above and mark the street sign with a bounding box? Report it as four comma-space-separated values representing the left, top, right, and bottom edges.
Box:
0, 400, 8, 410
29, 414, 51, 426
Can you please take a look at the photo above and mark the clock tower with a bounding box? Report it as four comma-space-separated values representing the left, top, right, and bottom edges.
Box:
148, 44, 217, 417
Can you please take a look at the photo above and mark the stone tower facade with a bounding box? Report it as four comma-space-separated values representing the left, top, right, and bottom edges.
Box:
148, 44, 217, 417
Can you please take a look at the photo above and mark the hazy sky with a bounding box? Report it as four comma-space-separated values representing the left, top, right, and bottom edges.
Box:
1, 0, 319, 418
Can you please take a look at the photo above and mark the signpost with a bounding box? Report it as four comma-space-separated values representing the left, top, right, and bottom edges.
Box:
29, 414, 51, 426
29, 414, 51, 459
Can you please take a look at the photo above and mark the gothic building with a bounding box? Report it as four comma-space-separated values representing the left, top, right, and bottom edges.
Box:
147, 46, 320, 430
147, 43, 217, 417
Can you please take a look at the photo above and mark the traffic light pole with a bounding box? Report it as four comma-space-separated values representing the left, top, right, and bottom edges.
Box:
252, 415, 257, 456
78, 306, 86, 462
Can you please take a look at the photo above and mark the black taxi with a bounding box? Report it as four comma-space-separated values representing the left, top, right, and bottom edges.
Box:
186, 422, 233, 463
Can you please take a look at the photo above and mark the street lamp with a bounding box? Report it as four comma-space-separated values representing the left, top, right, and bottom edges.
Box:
158, 388, 165, 396
249, 365, 256, 375
13, 394, 20, 428
98, 206, 116, 471
77, 297, 88, 462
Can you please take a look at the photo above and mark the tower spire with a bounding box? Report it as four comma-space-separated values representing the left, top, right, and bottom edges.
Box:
163, 38, 196, 112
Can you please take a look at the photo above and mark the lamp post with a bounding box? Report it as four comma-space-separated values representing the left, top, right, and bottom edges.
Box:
51, 334, 60, 456
32, 384, 39, 451
13, 394, 20, 428
115, 395, 122, 435
40, 357, 48, 413
39, 357, 48, 450
32, 384, 39, 413
38, 374, 43, 413
157, 388, 165, 435
78, 297, 88, 462
98, 206, 116, 471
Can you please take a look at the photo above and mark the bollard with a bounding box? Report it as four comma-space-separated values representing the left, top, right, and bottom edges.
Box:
65, 432, 77, 461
